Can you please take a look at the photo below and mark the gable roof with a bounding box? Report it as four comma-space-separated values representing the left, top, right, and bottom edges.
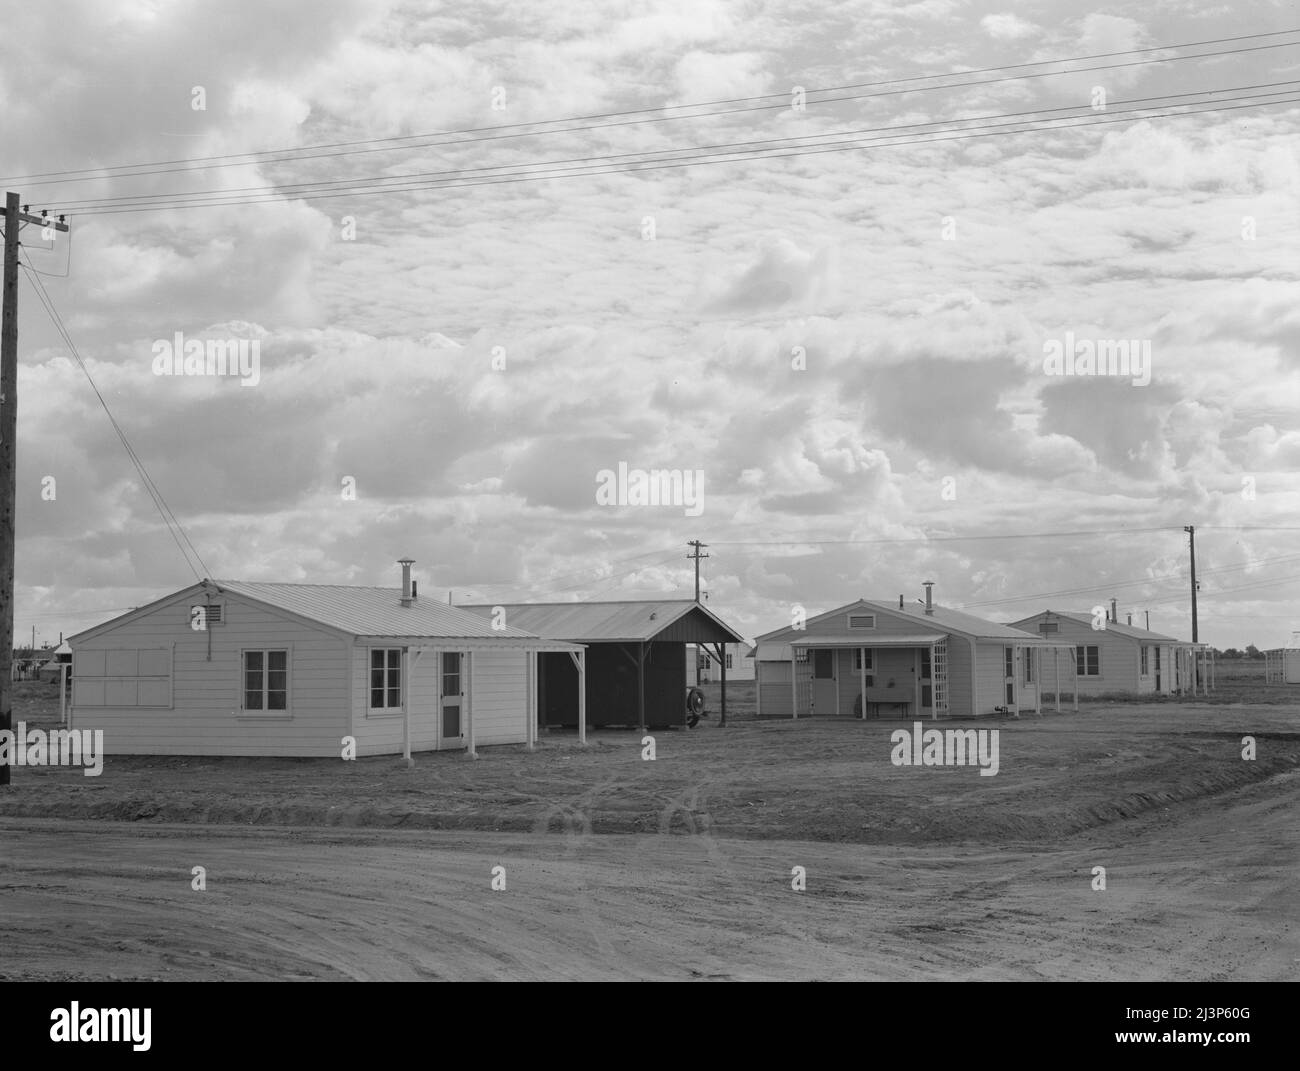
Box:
69, 580, 544, 644
458, 599, 745, 643
217, 581, 540, 639
1010, 610, 1182, 644
756, 598, 1046, 644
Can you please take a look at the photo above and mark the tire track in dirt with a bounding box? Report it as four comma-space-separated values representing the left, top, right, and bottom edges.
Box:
656, 779, 816, 962
532, 769, 647, 967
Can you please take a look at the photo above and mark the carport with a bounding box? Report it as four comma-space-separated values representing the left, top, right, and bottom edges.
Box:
459, 600, 747, 730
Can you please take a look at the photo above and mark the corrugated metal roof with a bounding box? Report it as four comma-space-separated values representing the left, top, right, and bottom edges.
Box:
1013, 610, 1183, 643
867, 601, 1047, 641
458, 599, 744, 643
756, 598, 1045, 643
217, 581, 539, 639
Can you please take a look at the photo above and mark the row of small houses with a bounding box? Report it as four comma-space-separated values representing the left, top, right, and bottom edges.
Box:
63, 565, 1216, 758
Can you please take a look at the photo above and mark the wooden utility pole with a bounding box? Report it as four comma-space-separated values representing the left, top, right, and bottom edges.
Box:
686, 540, 709, 687
1184, 525, 1199, 643
686, 540, 708, 602
1, 192, 69, 786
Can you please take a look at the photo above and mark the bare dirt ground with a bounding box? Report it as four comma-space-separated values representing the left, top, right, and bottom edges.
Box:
1, 675, 1296, 980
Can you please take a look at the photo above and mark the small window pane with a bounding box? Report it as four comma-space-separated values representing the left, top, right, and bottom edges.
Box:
371, 687, 384, 707
269, 651, 287, 671
245, 651, 263, 672
372, 650, 385, 669
268, 690, 287, 711
245, 690, 263, 710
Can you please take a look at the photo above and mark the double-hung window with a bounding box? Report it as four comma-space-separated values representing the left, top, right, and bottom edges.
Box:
244, 650, 288, 711
371, 648, 402, 709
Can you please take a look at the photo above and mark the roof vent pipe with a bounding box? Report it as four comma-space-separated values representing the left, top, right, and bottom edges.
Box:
923, 581, 934, 615
1127, 612, 1132, 626
899, 594, 904, 609
398, 558, 414, 607
1111, 597, 1118, 623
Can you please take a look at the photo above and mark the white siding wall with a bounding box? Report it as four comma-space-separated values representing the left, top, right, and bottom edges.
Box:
70, 594, 349, 757
347, 646, 531, 755
946, 638, 974, 717
347, 645, 445, 756
1013, 615, 1168, 695
468, 650, 530, 745
834, 647, 920, 716
975, 645, 1013, 715
757, 660, 794, 717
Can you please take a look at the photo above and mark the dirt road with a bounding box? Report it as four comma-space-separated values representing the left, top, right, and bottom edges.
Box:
3, 765, 1295, 981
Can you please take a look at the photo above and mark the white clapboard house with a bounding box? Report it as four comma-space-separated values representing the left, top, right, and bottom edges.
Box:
753, 586, 1078, 719
67, 561, 585, 757
1009, 607, 1214, 695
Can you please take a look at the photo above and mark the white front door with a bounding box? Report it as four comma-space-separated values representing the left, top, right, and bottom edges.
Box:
440, 652, 465, 749
812, 649, 837, 716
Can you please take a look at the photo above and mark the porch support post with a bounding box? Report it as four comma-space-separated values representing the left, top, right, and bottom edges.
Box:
577, 650, 586, 745
791, 647, 797, 720
710, 641, 728, 727
466, 652, 477, 759
1054, 647, 1060, 713
930, 643, 937, 721
526, 650, 536, 751
859, 646, 866, 720
637, 642, 646, 733
1073, 650, 1079, 712
719, 644, 727, 727
1034, 648, 1041, 716
402, 647, 413, 765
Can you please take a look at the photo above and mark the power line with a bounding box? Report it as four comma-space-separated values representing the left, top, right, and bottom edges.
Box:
709, 525, 1184, 548
460, 547, 685, 601
453, 545, 677, 594
45, 81, 1300, 213
63, 95, 1300, 217
10, 29, 1299, 191
47, 91, 1300, 216
962, 551, 1300, 611
20, 264, 212, 581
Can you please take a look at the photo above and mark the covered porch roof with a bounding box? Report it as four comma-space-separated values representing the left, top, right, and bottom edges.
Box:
789, 633, 946, 648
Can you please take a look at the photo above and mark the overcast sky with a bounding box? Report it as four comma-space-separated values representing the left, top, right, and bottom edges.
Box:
2, 0, 1297, 651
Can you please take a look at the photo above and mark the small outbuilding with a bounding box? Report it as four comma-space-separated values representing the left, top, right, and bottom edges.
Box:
460, 600, 746, 729
67, 562, 584, 757
754, 586, 1077, 719
1009, 608, 1214, 695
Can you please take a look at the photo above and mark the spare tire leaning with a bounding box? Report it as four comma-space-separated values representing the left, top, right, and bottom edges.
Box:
686, 687, 706, 717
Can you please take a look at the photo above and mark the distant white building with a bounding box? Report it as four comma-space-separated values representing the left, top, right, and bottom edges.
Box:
1264, 632, 1300, 684
686, 642, 755, 683
1009, 609, 1213, 695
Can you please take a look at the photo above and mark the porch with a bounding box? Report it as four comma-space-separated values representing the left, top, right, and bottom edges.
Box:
783, 634, 948, 720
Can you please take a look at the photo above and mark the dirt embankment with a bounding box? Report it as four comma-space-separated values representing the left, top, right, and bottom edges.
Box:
1, 703, 1295, 846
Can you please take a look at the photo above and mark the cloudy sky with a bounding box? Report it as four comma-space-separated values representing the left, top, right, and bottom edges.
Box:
2, 0, 1298, 651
